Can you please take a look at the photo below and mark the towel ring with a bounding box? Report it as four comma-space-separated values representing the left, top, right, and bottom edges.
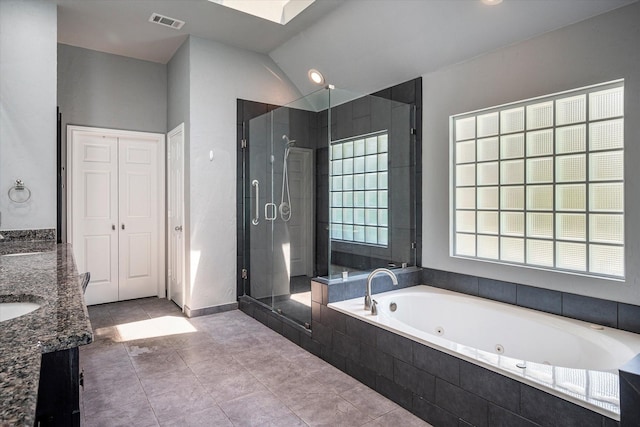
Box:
8, 179, 31, 203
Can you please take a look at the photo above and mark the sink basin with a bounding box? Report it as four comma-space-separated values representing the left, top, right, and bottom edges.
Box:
0, 302, 41, 322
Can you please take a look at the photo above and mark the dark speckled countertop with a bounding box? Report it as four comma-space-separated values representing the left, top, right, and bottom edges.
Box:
0, 242, 93, 426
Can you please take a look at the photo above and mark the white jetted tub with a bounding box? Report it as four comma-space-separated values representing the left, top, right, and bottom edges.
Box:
329, 285, 640, 418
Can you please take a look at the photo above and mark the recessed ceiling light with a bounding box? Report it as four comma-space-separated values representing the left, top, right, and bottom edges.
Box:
308, 69, 325, 85
481, 0, 503, 5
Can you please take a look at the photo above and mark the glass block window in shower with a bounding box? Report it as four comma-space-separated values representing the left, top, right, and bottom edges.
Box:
451, 80, 625, 279
330, 132, 389, 247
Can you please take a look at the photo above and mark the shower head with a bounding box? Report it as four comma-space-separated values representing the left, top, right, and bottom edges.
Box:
282, 134, 296, 146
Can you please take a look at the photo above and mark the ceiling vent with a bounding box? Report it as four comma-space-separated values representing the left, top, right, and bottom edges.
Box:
148, 13, 185, 30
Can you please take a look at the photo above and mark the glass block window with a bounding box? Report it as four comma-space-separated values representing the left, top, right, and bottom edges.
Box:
331, 132, 389, 247
451, 80, 624, 279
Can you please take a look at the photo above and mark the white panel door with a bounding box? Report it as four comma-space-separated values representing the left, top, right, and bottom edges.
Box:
288, 148, 313, 277
118, 136, 160, 301
69, 126, 165, 305
167, 124, 185, 308
71, 132, 119, 305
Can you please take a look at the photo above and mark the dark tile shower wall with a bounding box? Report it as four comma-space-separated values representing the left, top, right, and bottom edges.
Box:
315, 144, 329, 277
319, 78, 423, 271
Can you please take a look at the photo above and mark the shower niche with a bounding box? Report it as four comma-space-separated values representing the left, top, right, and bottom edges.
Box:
237, 78, 422, 327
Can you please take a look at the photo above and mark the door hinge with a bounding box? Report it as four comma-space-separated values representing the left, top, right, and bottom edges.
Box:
240, 139, 247, 149
241, 268, 248, 280
411, 241, 417, 249
410, 128, 417, 135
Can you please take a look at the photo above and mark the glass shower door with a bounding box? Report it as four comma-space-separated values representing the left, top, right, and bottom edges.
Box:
247, 104, 312, 327
247, 110, 276, 310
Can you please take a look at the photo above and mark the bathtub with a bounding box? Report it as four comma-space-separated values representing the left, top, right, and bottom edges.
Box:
329, 285, 640, 419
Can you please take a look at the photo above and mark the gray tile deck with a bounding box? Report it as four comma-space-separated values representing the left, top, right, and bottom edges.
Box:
81, 298, 431, 426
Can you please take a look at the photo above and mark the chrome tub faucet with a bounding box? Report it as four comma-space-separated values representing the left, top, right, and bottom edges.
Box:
365, 268, 398, 315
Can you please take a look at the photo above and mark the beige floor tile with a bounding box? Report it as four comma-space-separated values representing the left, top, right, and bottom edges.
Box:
82, 299, 428, 427
200, 369, 268, 403
291, 392, 372, 426
83, 378, 147, 415
340, 384, 400, 418
147, 383, 216, 423
84, 400, 159, 427
219, 390, 294, 427
159, 405, 232, 427
365, 407, 433, 426
139, 368, 202, 398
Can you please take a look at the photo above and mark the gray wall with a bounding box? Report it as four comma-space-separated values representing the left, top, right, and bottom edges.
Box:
0, 1, 57, 230
167, 39, 190, 133
58, 44, 167, 134
167, 39, 191, 307
421, 3, 640, 305
185, 36, 301, 310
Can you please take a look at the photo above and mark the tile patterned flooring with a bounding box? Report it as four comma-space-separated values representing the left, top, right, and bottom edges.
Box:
81, 297, 432, 426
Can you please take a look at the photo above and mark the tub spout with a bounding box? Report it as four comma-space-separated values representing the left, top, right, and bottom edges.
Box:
365, 268, 398, 313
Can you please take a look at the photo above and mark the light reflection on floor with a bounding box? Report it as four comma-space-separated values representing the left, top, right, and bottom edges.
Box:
95, 315, 198, 342
289, 290, 311, 307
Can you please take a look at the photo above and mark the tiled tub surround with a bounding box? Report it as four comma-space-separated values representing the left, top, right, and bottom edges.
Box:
331, 286, 640, 422
422, 268, 640, 335
318, 266, 423, 304
311, 281, 628, 427
0, 242, 93, 425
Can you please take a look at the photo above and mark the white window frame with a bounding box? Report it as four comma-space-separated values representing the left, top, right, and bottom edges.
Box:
450, 80, 624, 280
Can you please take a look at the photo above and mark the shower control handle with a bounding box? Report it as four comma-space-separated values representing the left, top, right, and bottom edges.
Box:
251, 180, 260, 225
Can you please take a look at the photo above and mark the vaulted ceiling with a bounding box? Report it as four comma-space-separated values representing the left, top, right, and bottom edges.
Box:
54, 0, 637, 95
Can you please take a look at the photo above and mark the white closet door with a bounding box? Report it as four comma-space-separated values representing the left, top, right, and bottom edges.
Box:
69, 126, 165, 305
71, 132, 119, 305
118, 136, 160, 301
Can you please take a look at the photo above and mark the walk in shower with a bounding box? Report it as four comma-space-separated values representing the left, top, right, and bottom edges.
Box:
238, 80, 421, 327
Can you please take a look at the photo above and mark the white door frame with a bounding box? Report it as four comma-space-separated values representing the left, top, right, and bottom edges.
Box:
167, 123, 186, 309
67, 125, 166, 300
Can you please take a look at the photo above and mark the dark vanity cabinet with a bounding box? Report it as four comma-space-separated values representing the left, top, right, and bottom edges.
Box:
34, 347, 80, 426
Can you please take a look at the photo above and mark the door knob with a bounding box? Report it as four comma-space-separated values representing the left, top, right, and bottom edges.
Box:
175, 225, 183, 231
112, 224, 116, 230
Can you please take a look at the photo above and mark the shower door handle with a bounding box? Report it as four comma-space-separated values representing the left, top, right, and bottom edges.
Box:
251, 180, 260, 225
265, 203, 277, 221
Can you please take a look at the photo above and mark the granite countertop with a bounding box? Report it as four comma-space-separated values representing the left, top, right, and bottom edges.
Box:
0, 242, 93, 426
